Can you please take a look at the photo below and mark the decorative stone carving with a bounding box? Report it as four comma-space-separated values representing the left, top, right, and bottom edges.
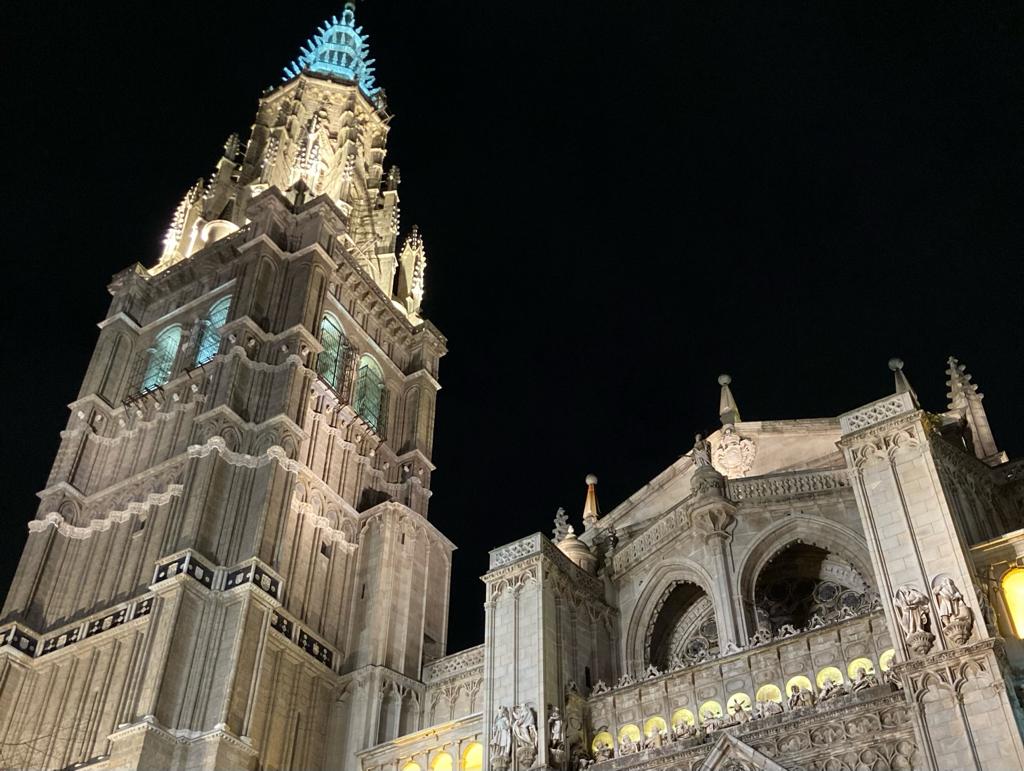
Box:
693, 433, 713, 467
932, 575, 974, 646
512, 704, 538, 768
548, 705, 565, 764
490, 706, 513, 770
893, 585, 934, 656
713, 425, 757, 478
850, 666, 878, 692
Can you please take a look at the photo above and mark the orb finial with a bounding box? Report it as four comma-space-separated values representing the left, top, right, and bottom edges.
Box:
888, 357, 904, 372
585, 473, 598, 486
718, 373, 732, 386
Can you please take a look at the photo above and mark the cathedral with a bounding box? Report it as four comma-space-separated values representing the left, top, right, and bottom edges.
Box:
1, 5, 1023, 770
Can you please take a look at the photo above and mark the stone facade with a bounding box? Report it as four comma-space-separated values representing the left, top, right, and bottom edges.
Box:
2, 6, 1024, 771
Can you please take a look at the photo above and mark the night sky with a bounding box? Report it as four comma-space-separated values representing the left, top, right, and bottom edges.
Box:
4, 2, 1021, 654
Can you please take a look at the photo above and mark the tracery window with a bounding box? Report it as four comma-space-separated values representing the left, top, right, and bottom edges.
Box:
195, 296, 231, 365
316, 313, 348, 391
354, 354, 386, 432
141, 325, 182, 392
647, 581, 718, 669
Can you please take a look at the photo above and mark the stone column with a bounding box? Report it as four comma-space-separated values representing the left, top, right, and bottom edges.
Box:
839, 392, 1024, 770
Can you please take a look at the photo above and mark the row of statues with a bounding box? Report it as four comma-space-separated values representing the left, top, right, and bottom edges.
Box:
894, 576, 976, 655
490, 705, 538, 770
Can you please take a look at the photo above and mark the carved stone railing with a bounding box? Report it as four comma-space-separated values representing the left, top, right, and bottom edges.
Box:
423, 645, 484, 684
488, 533, 544, 569
726, 468, 850, 501
839, 392, 916, 434
609, 506, 691, 576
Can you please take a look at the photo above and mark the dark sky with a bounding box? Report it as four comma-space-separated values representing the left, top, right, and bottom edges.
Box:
3, 2, 1022, 654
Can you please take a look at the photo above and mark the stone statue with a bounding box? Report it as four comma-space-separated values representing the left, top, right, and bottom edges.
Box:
934, 576, 974, 645
548, 705, 565, 762
789, 684, 815, 709
818, 677, 844, 701
490, 706, 513, 770
851, 666, 878, 692
619, 735, 633, 756
894, 585, 935, 655
512, 704, 538, 767
692, 434, 712, 467
594, 740, 613, 760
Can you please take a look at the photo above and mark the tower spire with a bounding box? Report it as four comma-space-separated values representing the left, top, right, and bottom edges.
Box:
888, 357, 919, 406
718, 373, 741, 425
283, 3, 381, 101
946, 356, 1005, 465
582, 474, 600, 531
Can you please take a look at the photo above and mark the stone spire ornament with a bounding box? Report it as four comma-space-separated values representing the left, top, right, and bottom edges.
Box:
889, 358, 919, 406
552, 507, 569, 544
582, 474, 599, 531
946, 356, 1005, 465
718, 373, 741, 425
396, 226, 427, 315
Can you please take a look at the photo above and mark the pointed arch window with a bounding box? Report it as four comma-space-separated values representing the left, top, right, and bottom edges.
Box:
195, 296, 231, 366
316, 313, 348, 391
141, 325, 182, 392
354, 354, 385, 432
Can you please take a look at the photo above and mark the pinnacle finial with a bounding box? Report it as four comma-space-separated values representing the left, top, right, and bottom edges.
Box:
889, 357, 918, 405
945, 355, 1001, 464
582, 474, 599, 531
552, 507, 569, 544
718, 373, 740, 424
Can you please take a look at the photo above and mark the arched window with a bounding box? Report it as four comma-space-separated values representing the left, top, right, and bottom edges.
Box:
1003, 568, 1024, 637
429, 753, 453, 771
195, 296, 231, 365
461, 742, 483, 771
141, 325, 182, 391
316, 313, 348, 390
354, 354, 385, 432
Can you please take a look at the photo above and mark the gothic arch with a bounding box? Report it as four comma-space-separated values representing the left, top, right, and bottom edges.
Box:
624, 560, 721, 673
735, 516, 873, 633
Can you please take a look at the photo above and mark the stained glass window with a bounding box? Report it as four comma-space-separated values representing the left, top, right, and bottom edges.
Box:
141, 326, 182, 392
316, 314, 347, 390
195, 296, 231, 366
354, 354, 384, 431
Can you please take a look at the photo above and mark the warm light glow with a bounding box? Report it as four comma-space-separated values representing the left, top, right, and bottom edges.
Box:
816, 666, 844, 687
699, 701, 723, 722
727, 692, 752, 714
401, 763, 421, 771
671, 708, 695, 727
644, 716, 667, 736
591, 731, 614, 754
786, 675, 813, 695
879, 648, 896, 671
756, 684, 783, 704
430, 752, 453, 771
462, 742, 483, 771
618, 723, 641, 742
1003, 568, 1024, 638
847, 657, 875, 678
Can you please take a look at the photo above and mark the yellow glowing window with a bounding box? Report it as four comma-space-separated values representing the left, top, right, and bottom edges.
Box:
847, 657, 875, 679
698, 701, 723, 723
401, 763, 421, 771
430, 752, 453, 771
644, 716, 667, 736
879, 648, 896, 671
462, 742, 483, 771
671, 708, 695, 727
591, 731, 614, 754
786, 675, 812, 696
816, 666, 844, 688
618, 723, 641, 743
1004, 568, 1024, 638
756, 684, 782, 704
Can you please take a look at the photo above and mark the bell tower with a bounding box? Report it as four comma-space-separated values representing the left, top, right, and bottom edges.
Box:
0, 5, 453, 770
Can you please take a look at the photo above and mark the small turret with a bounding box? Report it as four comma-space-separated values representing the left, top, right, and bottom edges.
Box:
557, 525, 597, 575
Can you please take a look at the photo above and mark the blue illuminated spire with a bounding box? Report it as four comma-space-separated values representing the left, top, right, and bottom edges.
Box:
283, 3, 380, 98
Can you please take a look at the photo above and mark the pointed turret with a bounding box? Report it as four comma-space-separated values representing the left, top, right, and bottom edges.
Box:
888, 358, 919, 406
718, 373, 741, 425
395, 226, 427, 316
283, 3, 382, 103
946, 356, 1005, 466
582, 474, 600, 531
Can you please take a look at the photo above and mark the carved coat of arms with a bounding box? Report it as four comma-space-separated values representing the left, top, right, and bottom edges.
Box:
713, 425, 756, 478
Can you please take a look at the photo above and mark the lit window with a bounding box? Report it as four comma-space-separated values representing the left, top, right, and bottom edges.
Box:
430, 753, 453, 771
591, 731, 614, 755
1003, 568, 1024, 637
643, 716, 666, 737
756, 684, 782, 704
698, 702, 722, 723
354, 354, 385, 431
847, 657, 875, 679
816, 666, 844, 688
142, 326, 182, 391
879, 648, 896, 671
316, 313, 348, 390
618, 723, 641, 742
195, 296, 231, 365
401, 763, 421, 771
670, 709, 694, 727
461, 742, 483, 771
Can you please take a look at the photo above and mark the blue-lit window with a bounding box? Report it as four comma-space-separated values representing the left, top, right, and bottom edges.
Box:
354, 355, 385, 432
141, 325, 182, 392
316, 313, 348, 390
195, 296, 231, 366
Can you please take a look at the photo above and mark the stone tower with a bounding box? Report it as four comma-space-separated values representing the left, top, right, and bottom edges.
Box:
0, 5, 453, 769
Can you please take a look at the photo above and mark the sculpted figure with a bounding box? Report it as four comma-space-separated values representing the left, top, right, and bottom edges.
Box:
594, 740, 613, 760
934, 578, 968, 624
894, 586, 930, 635
851, 666, 878, 692
548, 706, 565, 758
818, 677, 842, 701
619, 735, 633, 756
788, 685, 802, 709
490, 706, 512, 770
512, 705, 538, 767
692, 434, 712, 467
